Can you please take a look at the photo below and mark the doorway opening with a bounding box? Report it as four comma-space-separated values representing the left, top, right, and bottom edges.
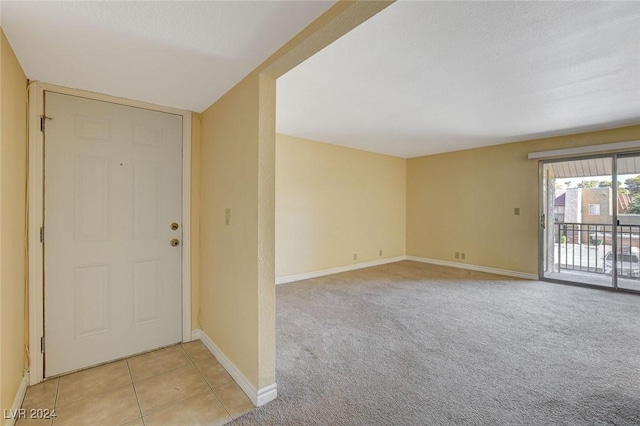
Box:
540, 153, 640, 293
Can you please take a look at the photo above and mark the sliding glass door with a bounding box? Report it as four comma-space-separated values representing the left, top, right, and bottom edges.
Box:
540, 153, 640, 293
615, 154, 640, 292
540, 157, 614, 287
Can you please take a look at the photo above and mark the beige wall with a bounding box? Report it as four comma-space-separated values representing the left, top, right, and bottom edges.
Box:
199, 72, 275, 390
275, 134, 406, 278
0, 29, 28, 420
191, 113, 201, 330
407, 125, 640, 275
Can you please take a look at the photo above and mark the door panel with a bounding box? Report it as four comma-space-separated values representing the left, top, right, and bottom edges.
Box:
44, 92, 183, 376
133, 259, 163, 325
133, 161, 163, 239
74, 264, 110, 337
74, 156, 111, 241
615, 154, 640, 291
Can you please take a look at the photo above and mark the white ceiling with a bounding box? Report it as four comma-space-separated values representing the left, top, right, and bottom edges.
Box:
0, 1, 335, 112
2, 1, 639, 158
277, 1, 640, 158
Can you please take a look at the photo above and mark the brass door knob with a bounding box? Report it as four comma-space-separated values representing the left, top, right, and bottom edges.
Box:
170, 239, 180, 247
170, 223, 179, 230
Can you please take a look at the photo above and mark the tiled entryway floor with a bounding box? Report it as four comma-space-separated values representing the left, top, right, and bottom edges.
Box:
17, 341, 255, 426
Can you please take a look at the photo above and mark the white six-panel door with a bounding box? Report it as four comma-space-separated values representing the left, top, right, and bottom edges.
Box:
44, 92, 183, 376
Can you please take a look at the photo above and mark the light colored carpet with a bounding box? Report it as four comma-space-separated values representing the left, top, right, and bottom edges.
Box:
234, 261, 640, 425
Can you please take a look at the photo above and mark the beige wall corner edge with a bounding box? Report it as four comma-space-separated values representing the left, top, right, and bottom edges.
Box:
259, 0, 395, 79
257, 73, 277, 391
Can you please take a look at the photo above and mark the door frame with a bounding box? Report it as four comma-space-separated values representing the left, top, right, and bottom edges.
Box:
27, 82, 192, 384
538, 154, 618, 290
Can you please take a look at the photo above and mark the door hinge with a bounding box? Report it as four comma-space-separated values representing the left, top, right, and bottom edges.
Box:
40, 115, 52, 132
40, 226, 44, 243
540, 214, 546, 230
41, 336, 45, 353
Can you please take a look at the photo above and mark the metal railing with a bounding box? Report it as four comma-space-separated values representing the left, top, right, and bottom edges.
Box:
555, 222, 640, 278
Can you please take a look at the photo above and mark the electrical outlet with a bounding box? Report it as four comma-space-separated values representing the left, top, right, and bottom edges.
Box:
379, 250, 383, 256
353, 253, 358, 260
225, 208, 231, 225
461, 253, 466, 260
455, 252, 460, 259
514, 207, 520, 215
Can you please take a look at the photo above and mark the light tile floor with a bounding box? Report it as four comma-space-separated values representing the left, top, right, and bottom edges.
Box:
17, 341, 255, 426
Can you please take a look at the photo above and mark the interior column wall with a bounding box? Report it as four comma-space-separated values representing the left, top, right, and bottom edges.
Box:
256, 74, 276, 390
199, 71, 275, 390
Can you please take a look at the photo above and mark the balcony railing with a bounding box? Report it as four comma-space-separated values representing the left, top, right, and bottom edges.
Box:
554, 222, 640, 278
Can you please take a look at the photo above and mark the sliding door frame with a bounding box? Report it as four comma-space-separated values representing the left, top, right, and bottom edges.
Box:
538, 152, 640, 294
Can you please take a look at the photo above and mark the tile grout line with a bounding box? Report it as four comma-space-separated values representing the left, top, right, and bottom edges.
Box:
49, 344, 224, 425
183, 342, 235, 420
192, 360, 234, 390
212, 386, 234, 420
198, 365, 234, 419
132, 363, 193, 384
183, 343, 234, 419
51, 378, 61, 426
125, 358, 145, 425
55, 383, 133, 409
55, 344, 248, 421
132, 344, 219, 420
130, 345, 193, 384
141, 389, 214, 418
182, 342, 234, 389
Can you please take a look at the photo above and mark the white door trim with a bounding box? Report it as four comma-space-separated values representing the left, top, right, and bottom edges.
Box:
28, 82, 192, 384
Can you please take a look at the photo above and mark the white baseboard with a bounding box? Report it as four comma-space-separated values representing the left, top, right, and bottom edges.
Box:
276, 256, 407, 285
4, 372, 29, 426
255, 383, 278, 407
190, 329, 202, 342
197, 331, 277, 407
406, 256, 539, 280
